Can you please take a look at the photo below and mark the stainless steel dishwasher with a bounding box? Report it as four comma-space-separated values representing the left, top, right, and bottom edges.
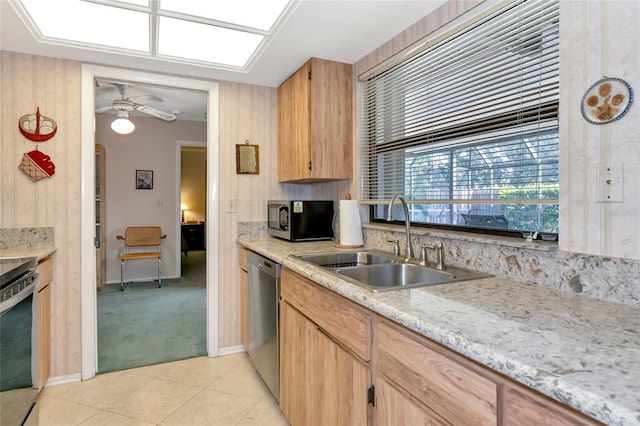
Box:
247, 251, 281, 401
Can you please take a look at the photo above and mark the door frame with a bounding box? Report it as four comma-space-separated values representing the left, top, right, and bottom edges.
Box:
80, 64, 220, 379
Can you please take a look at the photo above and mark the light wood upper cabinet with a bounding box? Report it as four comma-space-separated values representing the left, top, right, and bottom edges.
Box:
277, 57, 353, 183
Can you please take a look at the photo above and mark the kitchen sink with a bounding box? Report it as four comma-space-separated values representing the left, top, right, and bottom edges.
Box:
296, 251, 394, 268
336, 263, 455, 289
293, 250, 492, 292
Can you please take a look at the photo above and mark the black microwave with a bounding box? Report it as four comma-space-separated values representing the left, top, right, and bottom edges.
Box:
267, 200, 334, 242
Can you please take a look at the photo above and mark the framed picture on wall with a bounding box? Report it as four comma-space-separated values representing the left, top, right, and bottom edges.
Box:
136, 170, 153, 190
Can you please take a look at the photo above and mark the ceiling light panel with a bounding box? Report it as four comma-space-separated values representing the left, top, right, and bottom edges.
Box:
20, 0, 149, 52
159, 0, 290, 31
158, 17, 263, 67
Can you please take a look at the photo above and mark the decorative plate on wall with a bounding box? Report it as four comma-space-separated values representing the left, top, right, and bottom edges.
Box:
581, 77, 633, 125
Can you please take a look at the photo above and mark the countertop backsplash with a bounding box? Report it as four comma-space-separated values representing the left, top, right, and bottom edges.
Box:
0, 227, 55, 249
239, 221, 640, 307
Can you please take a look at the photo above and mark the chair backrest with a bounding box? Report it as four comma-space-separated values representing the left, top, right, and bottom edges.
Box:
124, 226, 163, 247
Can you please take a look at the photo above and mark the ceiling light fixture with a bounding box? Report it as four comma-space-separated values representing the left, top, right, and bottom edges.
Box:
111, 110, 135, 135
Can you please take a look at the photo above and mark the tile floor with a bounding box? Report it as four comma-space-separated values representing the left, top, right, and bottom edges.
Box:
26, 353, 289, 426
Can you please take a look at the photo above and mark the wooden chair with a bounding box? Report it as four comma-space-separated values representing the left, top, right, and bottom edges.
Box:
116, 226, 166, 291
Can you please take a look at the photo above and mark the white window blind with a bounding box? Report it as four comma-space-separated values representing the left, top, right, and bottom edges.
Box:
361, 0, 560, 234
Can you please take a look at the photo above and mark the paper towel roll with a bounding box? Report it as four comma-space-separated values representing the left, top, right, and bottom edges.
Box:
338, 199, 364, 247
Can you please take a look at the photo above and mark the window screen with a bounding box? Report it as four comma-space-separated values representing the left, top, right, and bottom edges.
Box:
361, 0, 559, 237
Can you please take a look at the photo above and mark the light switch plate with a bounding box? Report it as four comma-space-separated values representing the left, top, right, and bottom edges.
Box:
227, 198, 237, 213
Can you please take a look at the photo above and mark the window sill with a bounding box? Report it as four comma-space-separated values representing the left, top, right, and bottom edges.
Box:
363, 222, 558, 253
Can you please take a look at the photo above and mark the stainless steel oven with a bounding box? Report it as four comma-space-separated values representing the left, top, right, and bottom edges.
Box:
0, 257, 39, 426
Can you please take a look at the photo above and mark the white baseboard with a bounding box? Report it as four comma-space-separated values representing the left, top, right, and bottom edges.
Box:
217, 345, 245, 356
44, 373, 82, 388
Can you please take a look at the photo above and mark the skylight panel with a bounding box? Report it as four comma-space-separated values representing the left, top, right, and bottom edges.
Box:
158, 16, 263, 67
159, 0, 290, 31
114, 0, 149, 6
20, 0, 149, 52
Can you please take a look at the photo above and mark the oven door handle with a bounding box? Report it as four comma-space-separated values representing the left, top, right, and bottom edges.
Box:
0, 270, 38, 316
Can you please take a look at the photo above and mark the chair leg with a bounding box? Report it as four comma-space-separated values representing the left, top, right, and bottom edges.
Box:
120, 259, 125, 291
157, 257, 162, 288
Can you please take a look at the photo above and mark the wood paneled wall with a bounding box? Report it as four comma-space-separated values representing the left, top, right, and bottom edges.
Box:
1, 52, 83, 377
218, 81, 351, 348
354, 1, 482, 78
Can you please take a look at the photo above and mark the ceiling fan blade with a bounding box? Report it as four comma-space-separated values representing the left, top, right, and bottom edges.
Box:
134, 104, 177, 121
95, 105, 113, 113
128, 94, 164, 103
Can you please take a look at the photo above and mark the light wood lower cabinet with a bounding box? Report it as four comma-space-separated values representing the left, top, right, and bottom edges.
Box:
277, 267, 603, 426
239, 247, 249, 351
375, 377, 448, 426
505, 385, 602, 425
374, 318, 497, 425
279, 269, 370, 426
37, 256, 53, 391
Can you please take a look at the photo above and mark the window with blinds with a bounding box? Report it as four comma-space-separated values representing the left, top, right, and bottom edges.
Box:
361, 0, 559, 238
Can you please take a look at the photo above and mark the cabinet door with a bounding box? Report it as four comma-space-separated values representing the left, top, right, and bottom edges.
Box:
314, 326, 368, 426
37, 284, 51, 391
277, 62, 312, 182
374, 378, 448, 426
280, 301, 368, 426
239, 248, 249, 350
280, 301, 315, 426
308, 57, 353, 181
36, 257, 53, 392
240, 270, 249, 351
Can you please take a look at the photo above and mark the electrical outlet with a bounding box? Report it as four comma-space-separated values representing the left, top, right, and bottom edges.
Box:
599, 163, 624, 203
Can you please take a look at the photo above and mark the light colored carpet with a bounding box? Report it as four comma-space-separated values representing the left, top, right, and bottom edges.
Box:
97, 251, 206, 373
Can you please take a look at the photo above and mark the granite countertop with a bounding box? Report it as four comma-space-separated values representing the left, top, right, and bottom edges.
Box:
237, 236, 640, 426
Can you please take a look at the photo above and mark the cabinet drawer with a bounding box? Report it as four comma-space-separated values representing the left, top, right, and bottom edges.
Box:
376, 319, 497, 425
37, 256, 53, 291
505, 386, 602, 425
238, 247, 248, 271
281, 268, 371, 361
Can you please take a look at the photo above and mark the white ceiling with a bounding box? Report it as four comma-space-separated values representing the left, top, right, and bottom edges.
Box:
1, 0, 447, 122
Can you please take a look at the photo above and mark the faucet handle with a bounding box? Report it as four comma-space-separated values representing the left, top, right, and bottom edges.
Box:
387, 239, 400, 256
419, 246, 429, 266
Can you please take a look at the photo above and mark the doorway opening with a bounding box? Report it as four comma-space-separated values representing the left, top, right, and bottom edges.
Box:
81, 64, 220, 380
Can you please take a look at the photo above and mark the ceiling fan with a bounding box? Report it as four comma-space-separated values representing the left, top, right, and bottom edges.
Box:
95, 83, 177, 122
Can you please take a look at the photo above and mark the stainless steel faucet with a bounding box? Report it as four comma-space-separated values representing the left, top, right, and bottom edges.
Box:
386, 195, 414, 260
